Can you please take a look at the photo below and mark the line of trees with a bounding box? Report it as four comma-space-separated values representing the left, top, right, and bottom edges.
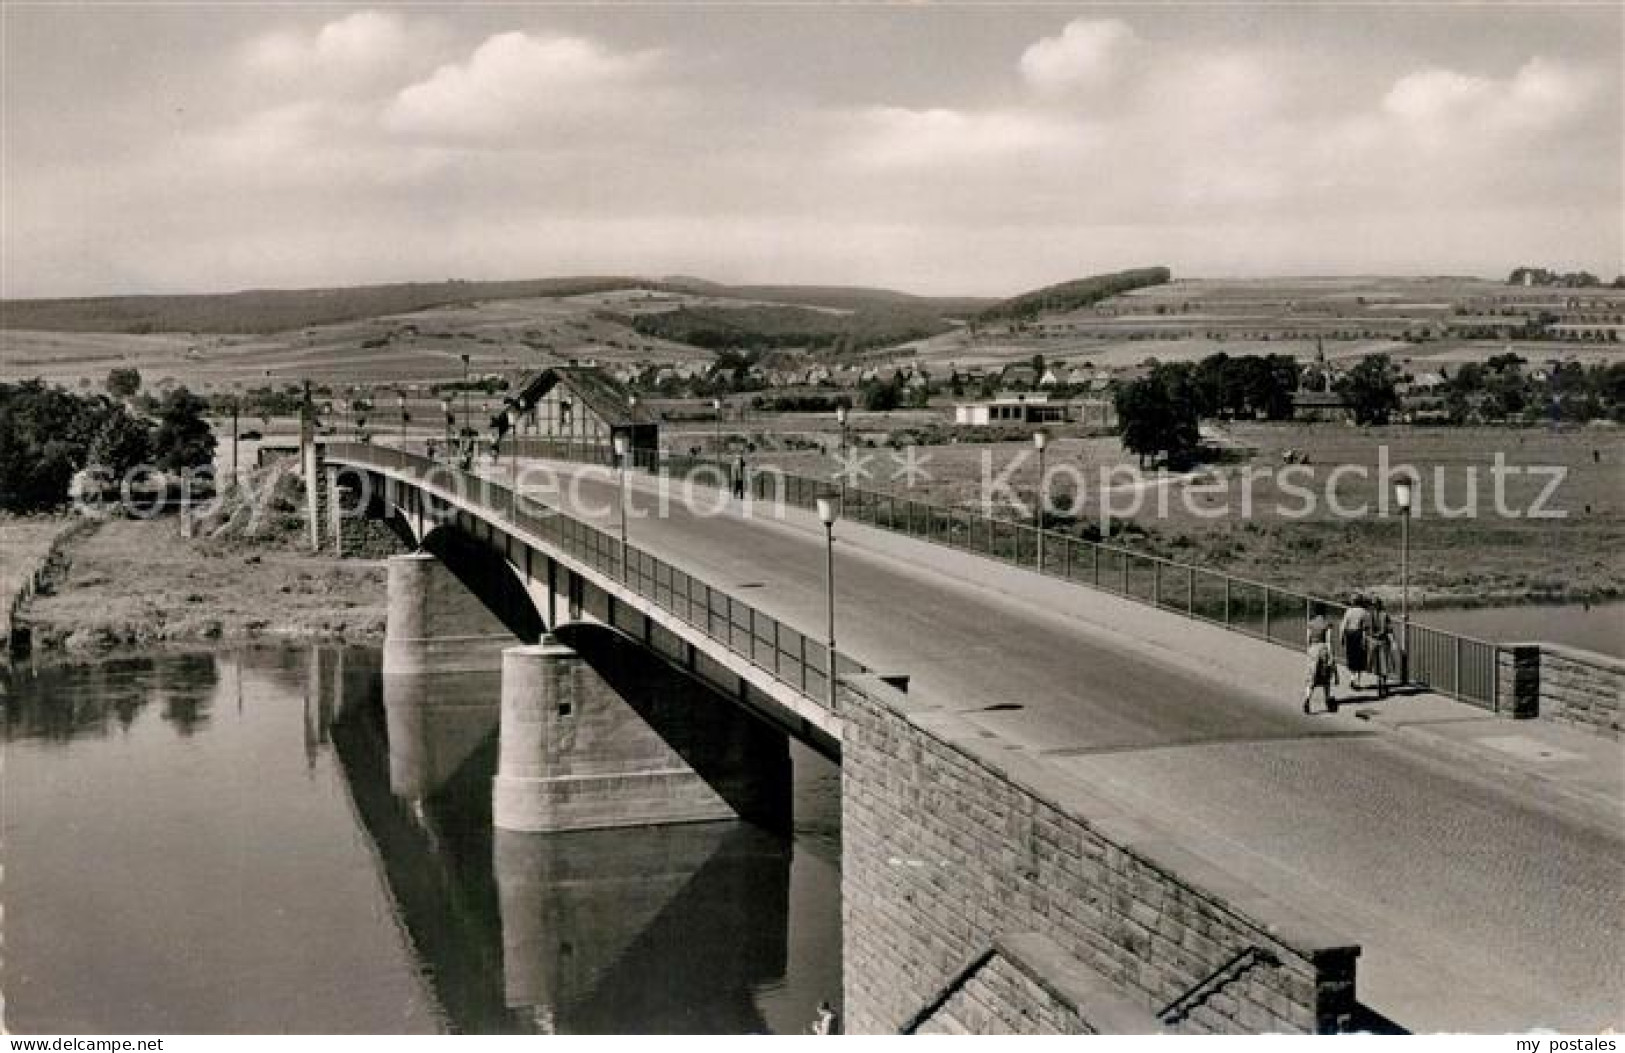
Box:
0, 371, 216, 512
1113, 352, 1408, 465
1113, 352, 1305, 466
1434, 355, 1625, 423
1507, 266, 1624, 289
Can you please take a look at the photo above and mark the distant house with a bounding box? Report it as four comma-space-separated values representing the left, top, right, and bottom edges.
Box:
1001, 364, 1040, 389
1291, 390, 1353, 423
954, 393, 1069, 426
506, 365, 659, 450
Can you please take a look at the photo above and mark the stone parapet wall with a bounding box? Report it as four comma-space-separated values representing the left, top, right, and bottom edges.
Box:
841, 675, 1362, 1036
1496, 642, 1621, 739
1534, 644, 1622, 738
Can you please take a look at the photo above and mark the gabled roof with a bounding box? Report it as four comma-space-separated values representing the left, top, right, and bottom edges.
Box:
509, 365, 658, 426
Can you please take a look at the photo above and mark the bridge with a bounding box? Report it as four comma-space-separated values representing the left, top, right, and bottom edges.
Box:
319, 439, 1623, 1036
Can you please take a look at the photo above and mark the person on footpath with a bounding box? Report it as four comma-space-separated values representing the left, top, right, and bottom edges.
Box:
1340, 595, 1371, 690
1304, 604, 1339, 714
1366, 597, 1397, 698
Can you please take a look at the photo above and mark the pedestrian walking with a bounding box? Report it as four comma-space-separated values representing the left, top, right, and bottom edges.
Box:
732, 454, 747, 500
1304, 604, 1338, 714
1366, 597, 1396, 698
1340, 595, 1371, 690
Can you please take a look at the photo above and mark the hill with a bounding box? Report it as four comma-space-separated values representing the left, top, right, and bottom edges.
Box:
977, 267, 1172, 323
625, 301, 961, 354
0, 277, 664, 335
1, 276, 993, 337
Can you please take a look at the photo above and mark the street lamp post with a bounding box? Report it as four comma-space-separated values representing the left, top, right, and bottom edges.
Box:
460, 352, 471, 430
614, 433, 630, 580
1033, 429, 1049, 570
835, 405, 849, 507
507, 408, 519, 520
627, 394, 640, 470
1395, 478, 1413, 682
817, 496, 839, 710
712, 398, 723, 459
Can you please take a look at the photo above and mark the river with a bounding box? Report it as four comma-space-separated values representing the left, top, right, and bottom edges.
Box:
1419, 599, 1624, 658
0, 646, 842, 1034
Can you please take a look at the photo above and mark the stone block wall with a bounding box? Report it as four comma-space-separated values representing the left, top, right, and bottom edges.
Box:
1534, 645, 1622, 738
841, 675, 1362, 1036
1496, 643, 1621, 739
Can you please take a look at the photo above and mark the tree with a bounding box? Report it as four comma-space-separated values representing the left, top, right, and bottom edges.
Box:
105, 367, 143, 400
1334, 354, 1401, 425
1114, 368, 1200, 468
0, 381, 111, 511
151, 387, 216, 473
860, 375, 902, 412
88, 407, 152, 476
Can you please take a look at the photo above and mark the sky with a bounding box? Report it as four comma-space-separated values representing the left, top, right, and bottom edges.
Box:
2, 2, 1620, 299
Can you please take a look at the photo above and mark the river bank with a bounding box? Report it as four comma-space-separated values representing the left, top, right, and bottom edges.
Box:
10, 511, 391, 657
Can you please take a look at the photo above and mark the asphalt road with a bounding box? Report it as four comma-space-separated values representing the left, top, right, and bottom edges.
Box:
516, 461, 1623, 1033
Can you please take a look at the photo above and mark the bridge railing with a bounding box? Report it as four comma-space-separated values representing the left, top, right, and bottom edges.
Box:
326, 442, 865, 708
485, 439, 1504, 712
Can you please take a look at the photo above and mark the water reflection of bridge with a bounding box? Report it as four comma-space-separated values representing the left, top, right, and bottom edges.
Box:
307, 647, 793, 1034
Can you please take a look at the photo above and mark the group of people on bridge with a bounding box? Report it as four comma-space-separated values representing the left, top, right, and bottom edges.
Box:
1303, 594, 1400, 713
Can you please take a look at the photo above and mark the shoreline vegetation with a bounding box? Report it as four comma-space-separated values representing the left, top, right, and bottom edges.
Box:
3, 470, 390, 660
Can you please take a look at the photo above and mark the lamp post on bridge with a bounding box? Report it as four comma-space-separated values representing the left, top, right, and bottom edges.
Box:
817, 496, 840, 711
627, 394, 640, 470
397, 391, 407, 447
506, 408, 519, 521
1033, 428, 1049, 571
614, 432, 630, 582
835, 405, 849, 509
460, 354, 472, 456
1395, 478, 1413, 683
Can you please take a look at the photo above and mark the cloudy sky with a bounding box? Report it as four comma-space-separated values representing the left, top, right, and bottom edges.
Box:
3, 2, 1619, 299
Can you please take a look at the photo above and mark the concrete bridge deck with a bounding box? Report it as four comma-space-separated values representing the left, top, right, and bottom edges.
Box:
486, 456, 1624, 1033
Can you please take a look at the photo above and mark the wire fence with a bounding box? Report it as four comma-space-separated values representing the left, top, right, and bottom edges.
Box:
327, 442, 864, 710
488, 439, 1505, 712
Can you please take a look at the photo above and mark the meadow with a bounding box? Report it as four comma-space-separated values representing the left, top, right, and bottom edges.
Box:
720, 418, 1624, 608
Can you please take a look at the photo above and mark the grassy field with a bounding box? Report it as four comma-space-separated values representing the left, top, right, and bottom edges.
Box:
0, 517, 75, 588
0, 293, 714, 394
8, 467, 393, 656
722, 414, 1625, 607
17, 516, 390, 655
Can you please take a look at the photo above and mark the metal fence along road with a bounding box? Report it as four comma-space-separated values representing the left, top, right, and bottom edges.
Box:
327, 442, 866, 711
468, 439, 1505, 713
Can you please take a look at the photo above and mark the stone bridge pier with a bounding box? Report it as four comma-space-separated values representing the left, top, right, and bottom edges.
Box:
494, 630, 790, 834
382, 547, 791, 837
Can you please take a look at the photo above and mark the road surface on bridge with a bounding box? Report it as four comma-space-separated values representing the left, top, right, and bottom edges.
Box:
479, 458, 1622, 1032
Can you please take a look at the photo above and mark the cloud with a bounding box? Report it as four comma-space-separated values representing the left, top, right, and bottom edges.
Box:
1384, 56, 1600, 133
243, 10, 443, 97
383, 30, 664, 141
3, 10, 1618, 298
1019, 19, 1139, 96
845, 106, 1081, 169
